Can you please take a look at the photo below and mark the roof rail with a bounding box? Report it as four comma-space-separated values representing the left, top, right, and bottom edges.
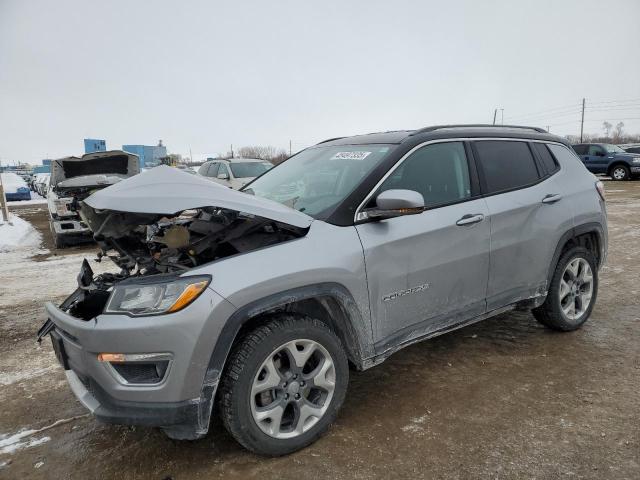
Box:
315, 137, 346, 145
409, 124, 548, 136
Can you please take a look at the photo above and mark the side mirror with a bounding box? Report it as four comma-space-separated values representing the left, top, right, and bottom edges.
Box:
357, 189, 425, 222
217, 173, 230, 180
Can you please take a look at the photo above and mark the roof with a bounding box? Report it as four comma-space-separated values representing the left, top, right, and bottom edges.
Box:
316, 125, 569, 147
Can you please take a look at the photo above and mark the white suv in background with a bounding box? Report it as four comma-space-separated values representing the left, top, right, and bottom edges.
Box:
197, 158, 273, 189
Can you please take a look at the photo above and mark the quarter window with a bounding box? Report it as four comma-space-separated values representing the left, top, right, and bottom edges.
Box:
474, 141, 540, 194
532, 143, 559, 175
377, 142, 471, 207
572, 145, 588, 155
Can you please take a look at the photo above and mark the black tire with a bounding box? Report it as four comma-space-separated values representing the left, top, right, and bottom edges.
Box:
532, 246, 598, 331
219, 314, 349, 456
609, 164, 630, 181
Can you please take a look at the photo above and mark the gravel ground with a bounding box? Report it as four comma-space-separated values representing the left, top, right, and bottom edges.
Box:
0, 182, 638, 479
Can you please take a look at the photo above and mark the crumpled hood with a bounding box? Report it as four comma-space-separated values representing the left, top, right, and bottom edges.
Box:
83, 165, 314, 229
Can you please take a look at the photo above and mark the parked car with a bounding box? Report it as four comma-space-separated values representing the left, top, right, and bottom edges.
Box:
33, 172, 51, 197
620, 143, 640, 155
197, 158, 272, 189
1, 172, 32, 201
572, 143, 640, 180
39, 125, 607, 455
46, 150, 140, 247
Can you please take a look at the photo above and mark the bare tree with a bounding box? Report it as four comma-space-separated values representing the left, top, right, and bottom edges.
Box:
237, 145, 289, 163
613, 122, 625, 141
602, 121, 612, 138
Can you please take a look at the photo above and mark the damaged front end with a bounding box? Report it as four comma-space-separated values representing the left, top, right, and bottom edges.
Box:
50, 165, 311, 320
37, 166, 313, 438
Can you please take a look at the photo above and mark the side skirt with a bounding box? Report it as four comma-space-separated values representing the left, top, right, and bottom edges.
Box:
362, 303, 522, 370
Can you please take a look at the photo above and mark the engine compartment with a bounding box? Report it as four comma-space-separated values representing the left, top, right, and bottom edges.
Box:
62, 205, 308, 320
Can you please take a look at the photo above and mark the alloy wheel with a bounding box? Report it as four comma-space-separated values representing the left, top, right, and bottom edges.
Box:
250, 339, 336, 439
559, 257, 594, 321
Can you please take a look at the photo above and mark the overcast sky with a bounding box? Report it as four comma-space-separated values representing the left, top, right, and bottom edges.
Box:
1, 0, 639, 165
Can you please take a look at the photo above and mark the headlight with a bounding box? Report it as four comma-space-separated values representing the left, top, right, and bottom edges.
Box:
104, 275, 210, 316
632, 158, 640, 164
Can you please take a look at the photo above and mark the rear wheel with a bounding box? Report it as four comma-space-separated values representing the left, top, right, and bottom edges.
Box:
533, 247, 598, 331
219, 314, 349, 456
610, 165, 630, 181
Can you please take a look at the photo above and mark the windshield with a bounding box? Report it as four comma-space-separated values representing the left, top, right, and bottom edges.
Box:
604, 144, 625, 153
230, 162, 272, 178
244, 144, 395, 219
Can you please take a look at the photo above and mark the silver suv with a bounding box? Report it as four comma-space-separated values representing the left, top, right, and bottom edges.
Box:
38, 125, 607, 456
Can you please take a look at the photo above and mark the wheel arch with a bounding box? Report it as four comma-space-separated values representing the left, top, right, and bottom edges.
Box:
547, 223, 605, 286
607, 161, 630, 176
206, 283, 373, 383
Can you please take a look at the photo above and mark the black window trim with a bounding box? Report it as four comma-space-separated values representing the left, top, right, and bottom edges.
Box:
353, 137, 569, 224
470, 138, 561, 198
354, 139, 482, 223
530, 141, 560, 178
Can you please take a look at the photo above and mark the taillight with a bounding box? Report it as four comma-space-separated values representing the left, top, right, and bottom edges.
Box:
595, 181, 606, 202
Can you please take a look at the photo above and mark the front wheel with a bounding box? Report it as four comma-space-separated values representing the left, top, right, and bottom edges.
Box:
219, 314, 349, 455
533, 247, 598, 331
610, 165, 630, 181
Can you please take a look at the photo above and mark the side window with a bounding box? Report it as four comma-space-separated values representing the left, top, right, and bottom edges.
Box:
208, 162, 220, 177
377, 142, 471, 207
474, 141, 540, 194
572, 145, 587, 155
218, 163, 230, 178
532, 143, 560, 175
548, 143, 584, 167
587, 145, 604, 156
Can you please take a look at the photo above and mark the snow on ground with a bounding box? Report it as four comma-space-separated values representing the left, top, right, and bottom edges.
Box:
0, 214, 117, 309
0, 214, 42, 252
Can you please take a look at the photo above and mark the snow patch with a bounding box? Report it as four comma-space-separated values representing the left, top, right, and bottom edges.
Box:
0, 214, 42, 252
401, 413, 430, 434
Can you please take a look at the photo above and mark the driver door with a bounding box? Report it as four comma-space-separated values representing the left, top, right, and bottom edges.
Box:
355, 141, 490, 347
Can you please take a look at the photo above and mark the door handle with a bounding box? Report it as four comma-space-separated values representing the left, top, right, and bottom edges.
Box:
542, 194, 562, 204
456, 214, 484, 226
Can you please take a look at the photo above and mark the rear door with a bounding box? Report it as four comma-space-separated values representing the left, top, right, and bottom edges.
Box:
355, 141, 490, 347
585, 145, 608, 173
473, 140, 571, 310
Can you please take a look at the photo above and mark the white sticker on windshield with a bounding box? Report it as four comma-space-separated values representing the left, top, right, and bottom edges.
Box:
331, 151, 372, 161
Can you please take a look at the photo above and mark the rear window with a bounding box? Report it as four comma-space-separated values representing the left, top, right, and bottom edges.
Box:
532, 143, 559, 175
474, 141, 540, 194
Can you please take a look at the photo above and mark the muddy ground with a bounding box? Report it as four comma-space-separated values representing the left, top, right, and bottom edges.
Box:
1, 183, 638, 479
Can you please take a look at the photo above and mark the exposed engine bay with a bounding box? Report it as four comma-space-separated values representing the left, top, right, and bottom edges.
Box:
81, 205, 307, 278
45, 165, 313, 321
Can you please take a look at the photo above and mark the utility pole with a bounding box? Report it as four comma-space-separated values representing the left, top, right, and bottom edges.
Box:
289, 139, 292, 156
0, 172, 11, 224
580, 98, 585, 142
230, 144, 234, 159
546, 126, 550, 133
189, 148, 193, 165
493, 109, 497, 125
